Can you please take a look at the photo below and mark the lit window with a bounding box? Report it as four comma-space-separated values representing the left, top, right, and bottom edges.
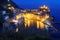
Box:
2, 11, 6, 15
8, 0, 10, 1
4, 16, 9, 20
8, 7, 12, 10
7, 4, 11, 6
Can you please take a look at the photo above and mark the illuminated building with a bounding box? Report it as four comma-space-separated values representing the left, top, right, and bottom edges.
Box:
12, 5, 57, 32
0, 0, 21, 32
14, 5, 52, 31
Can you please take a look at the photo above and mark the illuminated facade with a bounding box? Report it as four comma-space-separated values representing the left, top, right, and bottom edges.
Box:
13, 5, 51, 30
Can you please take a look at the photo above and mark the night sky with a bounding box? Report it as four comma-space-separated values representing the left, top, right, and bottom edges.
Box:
12, 0, 60, 29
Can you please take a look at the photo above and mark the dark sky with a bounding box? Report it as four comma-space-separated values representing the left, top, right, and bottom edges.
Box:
12, 0, 60, 22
